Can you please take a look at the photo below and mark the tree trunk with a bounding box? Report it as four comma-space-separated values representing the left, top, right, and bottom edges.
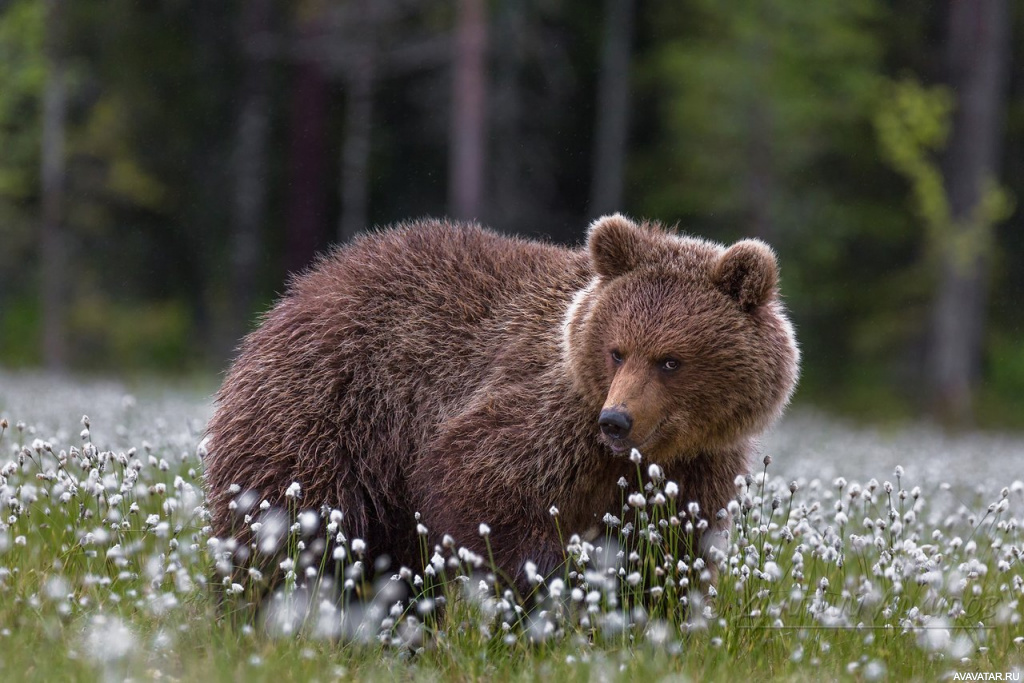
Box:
285, 55, 329, 275
927, 0, 1011, 425
226, 0, 273, 354
743, 11, 776, 243
40, 0, 67, 371
449, 0, 487, 221
488, 1, 525, 233
745, 97, 776, 242
589, 0, 635, 218
338, 1, 377, 243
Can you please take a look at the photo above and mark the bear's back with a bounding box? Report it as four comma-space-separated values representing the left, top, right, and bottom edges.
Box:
205, 220, 593, 559
287, 220, 591, 384
300, 220, 583, 329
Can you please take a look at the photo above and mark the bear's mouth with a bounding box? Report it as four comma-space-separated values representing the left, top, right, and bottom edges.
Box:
604, 438, 633, 455
600, 419, 666, 457
600, 431, 657, 457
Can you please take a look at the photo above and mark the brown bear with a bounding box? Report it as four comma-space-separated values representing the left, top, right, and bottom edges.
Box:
204, 214, 799, 594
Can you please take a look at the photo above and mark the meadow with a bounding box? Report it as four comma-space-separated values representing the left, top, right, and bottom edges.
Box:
0, 369, 1022, 681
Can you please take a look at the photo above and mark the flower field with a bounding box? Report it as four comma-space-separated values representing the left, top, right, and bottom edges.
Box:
0, 370, 1022, 681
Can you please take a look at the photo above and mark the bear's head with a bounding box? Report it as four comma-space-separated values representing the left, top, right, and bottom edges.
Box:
564, 214, 799, 462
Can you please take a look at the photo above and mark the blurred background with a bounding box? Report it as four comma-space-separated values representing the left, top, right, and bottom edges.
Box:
0, 0, 1021, 428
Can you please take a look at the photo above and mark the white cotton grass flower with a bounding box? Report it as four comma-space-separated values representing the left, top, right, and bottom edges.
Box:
83, 614, 137, 664
917, 618, 951, 652
298, 510, 319, 535
261, 589, 311, 639
524, 561, 539, 585
863, 660, 886, 681
478, 523, 491, 537
44, 576, 69, 601
256, 510, 288, 555
762, 561, 782, 581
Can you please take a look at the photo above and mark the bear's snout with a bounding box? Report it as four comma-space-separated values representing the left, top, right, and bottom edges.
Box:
598, 407, 633, 440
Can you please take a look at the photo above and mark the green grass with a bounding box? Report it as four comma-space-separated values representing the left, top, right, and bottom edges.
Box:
0, 374, 1022, 681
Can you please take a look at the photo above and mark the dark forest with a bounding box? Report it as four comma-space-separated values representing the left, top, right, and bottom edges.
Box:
1, 0, 1021, 427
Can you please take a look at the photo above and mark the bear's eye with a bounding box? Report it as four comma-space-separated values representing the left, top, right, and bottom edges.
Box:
659, 358, 681, 373
610, 349, 624, 365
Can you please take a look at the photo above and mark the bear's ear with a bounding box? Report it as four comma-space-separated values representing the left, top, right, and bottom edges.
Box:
587, 213, 653, 279
713, 239, 779, 311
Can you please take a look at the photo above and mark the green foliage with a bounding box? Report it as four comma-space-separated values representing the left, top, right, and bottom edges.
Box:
979, 332, 1024, 428
637, 0, 884, 234
0, 0, 44, 202
0, 0, 45, 315
71, 95, 170, 216
874, 78, 1015, 273
0, 297, 41, 367
874, 78, 953, 233
68, 296, 196, 372
633, 0, 967, 420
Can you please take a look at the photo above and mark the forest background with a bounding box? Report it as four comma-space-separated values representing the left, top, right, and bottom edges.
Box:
0, 0, 1021, 429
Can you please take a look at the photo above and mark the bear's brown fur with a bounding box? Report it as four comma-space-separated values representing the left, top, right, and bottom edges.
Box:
204, 214, 799, 591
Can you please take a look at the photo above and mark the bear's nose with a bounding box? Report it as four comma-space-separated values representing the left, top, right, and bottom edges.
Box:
599, 408, 633, 439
